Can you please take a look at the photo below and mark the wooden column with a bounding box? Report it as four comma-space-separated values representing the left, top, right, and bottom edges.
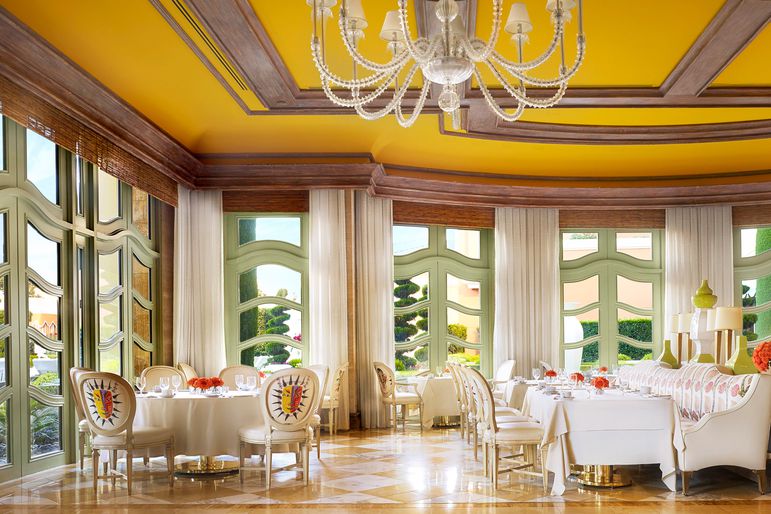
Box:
345, 190, 360, 429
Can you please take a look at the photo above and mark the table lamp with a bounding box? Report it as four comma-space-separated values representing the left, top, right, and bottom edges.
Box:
713, 306, 742, 365
677, 312, 693, 363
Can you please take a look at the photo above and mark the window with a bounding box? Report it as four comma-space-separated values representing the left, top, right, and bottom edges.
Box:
25, 129, 58, 205
393, 224, 492, 376
225, 214, 308, 371
734, 227, 771, 353
560, 229, 663, 370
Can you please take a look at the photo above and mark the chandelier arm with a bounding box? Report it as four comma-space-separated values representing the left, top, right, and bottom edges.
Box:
397, 0, 441, 64
394, 80, 431, 128
490, 36, 585, 88
457, 0, 504, 62
352, 64, 422, 120
482, 12, 565, 71
320, 70, 402, 108
336, 13, 411, 73
485, 61, 568, 108
473, 68, 525, 122
312, 39, 399, 89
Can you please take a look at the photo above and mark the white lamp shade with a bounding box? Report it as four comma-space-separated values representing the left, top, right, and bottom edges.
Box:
505, 3, 533, 34
307, 0, 337, 10
546, 0, 577, 12
713, 306, 743, 331
706, 308, 717, 332
563, 316, 584, 345
342, 0, 367, 29
380, 10, 406, 42
677, 313, 693, 334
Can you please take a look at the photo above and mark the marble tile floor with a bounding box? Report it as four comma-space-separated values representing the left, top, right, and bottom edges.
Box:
0, 428, 767, 512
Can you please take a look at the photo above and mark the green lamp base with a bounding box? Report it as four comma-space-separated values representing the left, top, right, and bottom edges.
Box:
726, 336, 758, 375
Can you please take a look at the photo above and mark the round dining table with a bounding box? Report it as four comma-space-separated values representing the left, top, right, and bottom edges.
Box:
135, 390, 264, 475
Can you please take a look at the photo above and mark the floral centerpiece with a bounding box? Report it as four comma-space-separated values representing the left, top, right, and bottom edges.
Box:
598, 366, 609, 374
752, 342, 771, 374
569, 372, 585, 386
188, 376, 224, 393
590, 376, 610, 394
544, 369, 558, 381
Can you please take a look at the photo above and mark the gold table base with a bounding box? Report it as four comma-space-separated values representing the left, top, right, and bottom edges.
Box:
175, 456, 239, 477
574, 465, 631, 488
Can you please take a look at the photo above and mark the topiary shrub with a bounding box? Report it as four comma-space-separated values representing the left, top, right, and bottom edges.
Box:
394, 359, 405, 371
414, 347, 428, 362
287, 358, 302, 368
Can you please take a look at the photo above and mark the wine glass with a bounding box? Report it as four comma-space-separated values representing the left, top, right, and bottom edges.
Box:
532, 368, 541, 381
171, 375, 181, 393
135, 376, 146, 395
159, 376, 170, 393
246, 375, 257, 392
235, 374, 245, 391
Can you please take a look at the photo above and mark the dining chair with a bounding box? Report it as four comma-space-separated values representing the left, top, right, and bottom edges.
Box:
140, 365, 186, 389
307, 364, 329, 459
320, 362, 348, 435
176, 362, 198, 382
219, 364, 261, 390
238, 368, 319, 488
491, 360, 516, 403
467, 367, 547, 491
373, 361, 423, 432
77, 371, 175, 495
68, 367, 93, 471
539, 360, 554, 373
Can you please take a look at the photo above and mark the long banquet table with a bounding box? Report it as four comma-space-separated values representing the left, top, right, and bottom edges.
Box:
400, 376, 461, 428
522, 386, 678, 495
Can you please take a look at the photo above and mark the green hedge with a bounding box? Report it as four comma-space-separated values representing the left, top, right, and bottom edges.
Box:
579, 319, 653, 361
755, 228, 771, 337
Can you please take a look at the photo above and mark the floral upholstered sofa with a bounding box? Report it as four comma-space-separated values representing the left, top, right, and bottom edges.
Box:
618, 362, 771, 494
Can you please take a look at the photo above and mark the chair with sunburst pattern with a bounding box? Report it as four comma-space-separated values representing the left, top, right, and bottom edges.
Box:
238, 368, 319, 488
77, 371, 175, 495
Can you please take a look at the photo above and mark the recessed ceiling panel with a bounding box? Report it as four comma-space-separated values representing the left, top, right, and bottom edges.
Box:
713, 24, 771, 86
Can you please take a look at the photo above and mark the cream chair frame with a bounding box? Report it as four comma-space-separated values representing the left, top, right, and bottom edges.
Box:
140, 365, 186, 390
68, 367, 92, 470
77, 371, 175, 495
219, 364, 261, 390
176, 362, 198, 383
238, 368, 320, 488
320, 362, 348, 435
307, 364, 329, 459
373, 361, 423, 432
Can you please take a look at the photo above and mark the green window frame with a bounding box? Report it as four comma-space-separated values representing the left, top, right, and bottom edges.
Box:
733, 226, 771, 352
393, 224, 493, 376
224, 213, 309, 370
560, 229, 663, 370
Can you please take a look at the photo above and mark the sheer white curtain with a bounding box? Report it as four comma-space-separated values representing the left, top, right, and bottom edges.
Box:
354, 191, 394, 428
309, 189, 350, 430
173, 186, 227, 377
665, 206, 734, 339
493, 208, 560, 377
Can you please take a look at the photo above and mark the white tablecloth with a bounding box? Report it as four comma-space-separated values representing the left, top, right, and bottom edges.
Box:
403, 376, 460, 428
135, 392, 262, 456
522, 387, 677, 495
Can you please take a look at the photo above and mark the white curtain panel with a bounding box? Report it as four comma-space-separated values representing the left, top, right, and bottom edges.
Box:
309, 189, 350, 430
173, 186, 227, 377
493, 208, 560, 377
354, 191, 395, 428
665, 206, 734, 340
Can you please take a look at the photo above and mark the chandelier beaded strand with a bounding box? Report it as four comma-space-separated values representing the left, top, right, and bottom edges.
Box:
308, 0, 584, 128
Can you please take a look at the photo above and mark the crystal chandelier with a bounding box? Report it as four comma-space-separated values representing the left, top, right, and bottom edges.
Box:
308, 0, 585, 128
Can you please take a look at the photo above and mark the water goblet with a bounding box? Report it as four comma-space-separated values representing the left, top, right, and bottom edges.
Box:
135, 376, 146, 395
159, 376, 170, 393
246, 375, 257, 392
532, 368, 541, 381
171, 375, 181, 393
235, 374, 245, 391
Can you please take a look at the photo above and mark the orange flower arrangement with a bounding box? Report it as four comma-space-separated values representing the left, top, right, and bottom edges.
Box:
598, 366, 609, 373
258, 371, 267, 380
187, 377, 223, 391
752, 342, 771, 373
590, 376, 610, 390
544, 370, 558, 378
569, 372, 585, 383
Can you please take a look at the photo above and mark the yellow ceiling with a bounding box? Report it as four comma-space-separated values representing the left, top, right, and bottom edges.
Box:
1, 0, 771, 179
714, 24, 771, 86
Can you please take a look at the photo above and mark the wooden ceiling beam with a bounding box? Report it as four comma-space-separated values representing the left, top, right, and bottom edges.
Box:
662, 0, 771, 97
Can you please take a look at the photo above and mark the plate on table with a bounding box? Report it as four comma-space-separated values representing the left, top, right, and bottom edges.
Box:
202, 391, 221, 398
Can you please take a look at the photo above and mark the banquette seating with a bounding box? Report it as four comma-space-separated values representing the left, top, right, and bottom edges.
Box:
618, 362, 771, 494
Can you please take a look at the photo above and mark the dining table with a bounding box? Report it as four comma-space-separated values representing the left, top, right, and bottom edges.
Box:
522, 385, 678, 495
135, 390, 265, 475
399, 375, 461, 429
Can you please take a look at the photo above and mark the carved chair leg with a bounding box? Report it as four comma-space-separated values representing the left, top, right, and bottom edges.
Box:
126, 449, 133, 496
92, 449, 99, 493
757, 469, 767, 495
682, 471, 691, 496
78, 432, 85, 470
540, 445, 549, 494
168, 443, 175, 488
111, 450, 118, 485
265, 444, 272, 490
239, 442, 246, 484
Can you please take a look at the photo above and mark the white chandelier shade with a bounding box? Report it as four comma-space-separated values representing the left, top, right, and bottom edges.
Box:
307, 0, 585, 128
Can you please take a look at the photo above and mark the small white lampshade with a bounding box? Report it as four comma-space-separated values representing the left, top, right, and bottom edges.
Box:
670, 315, 679, 334
677, 313, 692, 334
306, 0, 337, 10
342, 0, 367, 30
546, 0, 577, 12
706, 309, 717, 332
380, 10, 406, 42
713, 306, 743, 331
505, 3, 533, 34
